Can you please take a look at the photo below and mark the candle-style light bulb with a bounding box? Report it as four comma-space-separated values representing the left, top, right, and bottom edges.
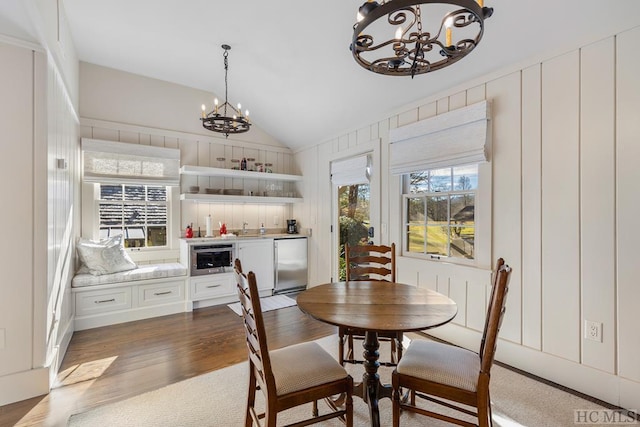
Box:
214, 98, 219, 114
395, 26, 403, 41
237, 103, 242, 115
445, 17, 454, 47
201, 104, 206, 118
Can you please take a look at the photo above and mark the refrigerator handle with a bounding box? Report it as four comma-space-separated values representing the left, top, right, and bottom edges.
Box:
274, 241, 278, 284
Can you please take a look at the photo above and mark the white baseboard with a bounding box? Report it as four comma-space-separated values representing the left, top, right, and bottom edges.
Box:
0, 366, 49, 406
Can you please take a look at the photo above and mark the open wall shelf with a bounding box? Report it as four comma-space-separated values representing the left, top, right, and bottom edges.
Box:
179, 165, 303, 204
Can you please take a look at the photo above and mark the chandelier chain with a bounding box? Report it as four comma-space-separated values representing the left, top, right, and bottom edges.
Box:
223, 49, 229, 117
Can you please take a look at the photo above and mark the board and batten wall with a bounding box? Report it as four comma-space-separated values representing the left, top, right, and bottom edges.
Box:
294, 26, 640, 410
0, 37, 79, 407
79, 63, 298, 262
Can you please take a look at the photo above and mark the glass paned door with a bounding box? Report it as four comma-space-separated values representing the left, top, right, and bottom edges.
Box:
337, 183, 370, 280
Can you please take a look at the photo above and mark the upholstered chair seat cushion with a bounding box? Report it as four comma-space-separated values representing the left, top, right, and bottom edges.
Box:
270, 341, 349, 396
397, 340, 480, 392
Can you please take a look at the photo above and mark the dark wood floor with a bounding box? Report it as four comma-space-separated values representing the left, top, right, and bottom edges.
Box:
0, 303, 335, 427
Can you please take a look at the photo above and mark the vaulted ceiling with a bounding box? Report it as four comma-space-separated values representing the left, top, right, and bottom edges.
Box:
3, 1, 640, 150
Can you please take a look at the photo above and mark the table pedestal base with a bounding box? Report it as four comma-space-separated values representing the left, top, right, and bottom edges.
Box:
354, 331, 388, 427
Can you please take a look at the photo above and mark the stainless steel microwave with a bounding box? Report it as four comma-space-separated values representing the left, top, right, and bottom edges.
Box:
190, 243, 235, 276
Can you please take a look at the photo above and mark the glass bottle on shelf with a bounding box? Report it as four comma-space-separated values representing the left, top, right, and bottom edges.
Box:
264, 162, 273, 173
255, 162, 263, 173
246, 157, 255, 171
230, 159, 240, 170
216, 157, 226, 169
240, 157, 247, 171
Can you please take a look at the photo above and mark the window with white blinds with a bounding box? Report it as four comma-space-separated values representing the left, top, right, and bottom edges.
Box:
82, 138, 180, 186
391, 101, 492, 266
331, 154, 371, 186
389, 100, 491, 175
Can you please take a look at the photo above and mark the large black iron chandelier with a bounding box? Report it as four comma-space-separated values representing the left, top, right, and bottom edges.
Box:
351, 0, 493, 78
200, 44, 250, 137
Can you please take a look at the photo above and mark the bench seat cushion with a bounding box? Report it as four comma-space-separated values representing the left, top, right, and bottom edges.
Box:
72, 262, 187, 288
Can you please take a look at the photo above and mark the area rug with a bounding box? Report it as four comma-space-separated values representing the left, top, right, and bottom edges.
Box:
68, 335, 612, 427
226, 294, 296, 316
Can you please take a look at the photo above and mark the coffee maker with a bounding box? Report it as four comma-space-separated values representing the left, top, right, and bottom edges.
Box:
286, 219, 298, 234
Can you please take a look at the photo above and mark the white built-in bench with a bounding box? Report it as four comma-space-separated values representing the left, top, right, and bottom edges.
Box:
72, 262, 189, 330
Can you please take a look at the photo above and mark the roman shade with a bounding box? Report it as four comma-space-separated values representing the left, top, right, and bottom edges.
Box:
389, 100, 491, 175
331, 154, 371, 186
82, 138, 180, 186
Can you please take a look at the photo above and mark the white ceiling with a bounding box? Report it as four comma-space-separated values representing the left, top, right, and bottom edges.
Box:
5, 1, 640, 150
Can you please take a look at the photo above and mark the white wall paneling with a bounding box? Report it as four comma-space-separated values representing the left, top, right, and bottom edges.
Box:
466, 85, 486, 105
486, 72, 523, 345
580, 37, 616, 373
541, 50, 581, 362
616, 26, 640, 392
0, 41, 37, 380
521, 64, 543, 350
0, 30, 79, 405
417, 100, 437, 121
44, 50, 80, 388
448, 276, 467, 327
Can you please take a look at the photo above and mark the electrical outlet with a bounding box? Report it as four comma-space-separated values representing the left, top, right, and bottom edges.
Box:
584, 320, 603, 342
273, 216, 279, 226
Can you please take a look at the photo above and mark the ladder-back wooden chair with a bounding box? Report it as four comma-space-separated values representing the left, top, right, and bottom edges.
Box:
234, 260, 353, 427
339, 243, 403, 367
391, 258, 512, 427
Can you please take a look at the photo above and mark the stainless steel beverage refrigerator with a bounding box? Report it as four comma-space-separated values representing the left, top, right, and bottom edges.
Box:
273, 237, 308, 295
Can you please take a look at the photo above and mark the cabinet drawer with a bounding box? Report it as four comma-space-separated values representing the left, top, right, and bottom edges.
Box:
138, 280, 185, 307
76, 287, 132, 316
191, 274, 234, 300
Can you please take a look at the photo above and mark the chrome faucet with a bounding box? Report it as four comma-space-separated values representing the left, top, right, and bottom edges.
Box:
242, 222, 249, 234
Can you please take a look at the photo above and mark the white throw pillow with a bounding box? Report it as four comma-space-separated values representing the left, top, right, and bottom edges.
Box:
76, 234, 137, 276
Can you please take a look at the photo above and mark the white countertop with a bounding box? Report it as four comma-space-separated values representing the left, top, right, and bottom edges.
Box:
180, 233, 307, 244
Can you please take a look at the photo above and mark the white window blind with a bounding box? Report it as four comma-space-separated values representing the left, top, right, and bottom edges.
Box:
82, 138, 180, 186
389, 100, 491, 175
331, 154, 371, 186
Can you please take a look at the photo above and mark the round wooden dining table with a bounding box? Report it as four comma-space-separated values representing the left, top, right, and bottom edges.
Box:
297, 280, 458, 427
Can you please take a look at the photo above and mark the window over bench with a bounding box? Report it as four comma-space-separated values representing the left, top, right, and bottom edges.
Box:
81, 138, 181, 260
98, 184, 168, 248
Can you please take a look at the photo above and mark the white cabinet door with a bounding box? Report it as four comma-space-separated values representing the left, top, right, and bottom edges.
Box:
238, 240, 274, 291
